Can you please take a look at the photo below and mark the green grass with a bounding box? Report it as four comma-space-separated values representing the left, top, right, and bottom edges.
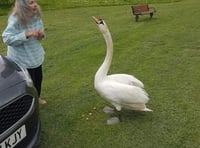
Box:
0, 0, 181, 15
0, 0, 200, 147
36, 0, 181, 10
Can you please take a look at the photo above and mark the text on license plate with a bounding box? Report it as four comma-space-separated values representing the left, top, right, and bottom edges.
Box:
0, 125, 26, 148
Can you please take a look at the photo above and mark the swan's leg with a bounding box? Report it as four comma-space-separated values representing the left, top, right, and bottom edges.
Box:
103, 103, 121, 114
106, 107, 122, 125
102, 106, 121, 125
103, 104, 122, 125
116, 109, 122, 122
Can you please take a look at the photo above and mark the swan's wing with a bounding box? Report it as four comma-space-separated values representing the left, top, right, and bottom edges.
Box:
107, 74, 144, 88
96, 80, 149, 105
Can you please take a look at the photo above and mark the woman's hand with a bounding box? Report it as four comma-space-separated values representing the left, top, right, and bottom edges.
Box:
25, 30, 44, 40
25, 30, 38, 38
37, 30, 45, 40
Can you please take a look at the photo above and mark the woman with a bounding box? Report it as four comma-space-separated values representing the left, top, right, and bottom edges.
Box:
2, 0, 47, 104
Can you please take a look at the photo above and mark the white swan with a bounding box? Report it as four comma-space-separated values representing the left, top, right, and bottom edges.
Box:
93, 16, 152, 113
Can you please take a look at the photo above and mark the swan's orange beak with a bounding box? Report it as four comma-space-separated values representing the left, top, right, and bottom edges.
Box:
92, 16, 100, 24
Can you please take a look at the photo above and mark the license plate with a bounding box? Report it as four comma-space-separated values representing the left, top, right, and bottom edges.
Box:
0, 125, 26, 148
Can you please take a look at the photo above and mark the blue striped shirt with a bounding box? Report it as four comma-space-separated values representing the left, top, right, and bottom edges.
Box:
2, 15, 45, 69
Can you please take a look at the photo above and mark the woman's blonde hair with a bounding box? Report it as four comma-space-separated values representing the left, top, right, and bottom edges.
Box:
12, 0, 41, 25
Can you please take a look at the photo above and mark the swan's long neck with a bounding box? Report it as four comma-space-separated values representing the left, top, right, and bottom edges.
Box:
95, 30, 113, 82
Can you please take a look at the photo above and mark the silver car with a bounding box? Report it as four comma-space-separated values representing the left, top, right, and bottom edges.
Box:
0, 55, 41, 148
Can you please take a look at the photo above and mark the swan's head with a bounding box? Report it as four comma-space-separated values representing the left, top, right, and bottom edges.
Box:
92, 16, 109, 34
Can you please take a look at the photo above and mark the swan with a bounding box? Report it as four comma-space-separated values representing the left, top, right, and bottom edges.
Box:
92, 16, 152, 118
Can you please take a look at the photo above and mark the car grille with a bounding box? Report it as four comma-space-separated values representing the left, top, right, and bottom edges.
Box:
0, 95, 34, 135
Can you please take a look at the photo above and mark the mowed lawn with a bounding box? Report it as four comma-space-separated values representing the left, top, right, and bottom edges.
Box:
0, 0, 199, 147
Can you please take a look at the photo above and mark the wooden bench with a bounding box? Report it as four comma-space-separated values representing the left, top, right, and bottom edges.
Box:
131, 4, 156, 22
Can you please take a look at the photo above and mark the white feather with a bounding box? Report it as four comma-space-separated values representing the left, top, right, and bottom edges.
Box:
108, 74, 144, 88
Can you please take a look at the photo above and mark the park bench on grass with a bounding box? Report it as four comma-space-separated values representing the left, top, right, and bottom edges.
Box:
131, 4, 156, 22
